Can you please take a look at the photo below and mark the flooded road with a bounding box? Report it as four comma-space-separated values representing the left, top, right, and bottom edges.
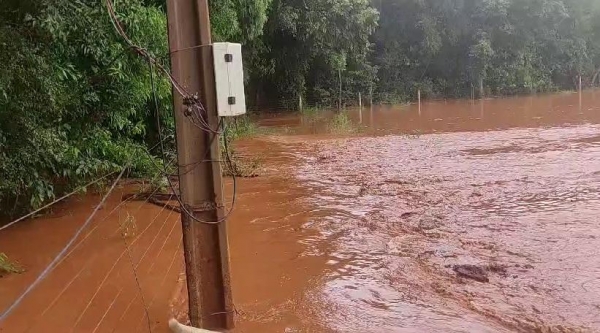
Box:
2, 90, 600, 332
246, 90, 600, 332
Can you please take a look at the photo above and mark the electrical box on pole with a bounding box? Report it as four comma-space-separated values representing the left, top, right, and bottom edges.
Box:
212, 42, 246, 117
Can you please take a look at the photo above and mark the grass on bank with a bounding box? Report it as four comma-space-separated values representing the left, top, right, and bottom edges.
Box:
221, 116, 264, 178
0, 253, 24, 276
300, 105, 361, 134
223, 116, 262, 141
327, 112, 358, 134
300, 106, 322, 118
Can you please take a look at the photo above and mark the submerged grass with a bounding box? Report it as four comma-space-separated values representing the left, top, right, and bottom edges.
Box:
0, 253, 24, 276
327, 112, 358, 134
222, 115, 264, 178
222, 152, 262, 178
119, 212, 137, 239
300, 106, 321, 117
300, 106, 327, 125
224, 116, 262, 141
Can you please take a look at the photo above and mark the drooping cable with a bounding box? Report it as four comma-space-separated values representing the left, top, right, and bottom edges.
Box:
0, 166, 128, 323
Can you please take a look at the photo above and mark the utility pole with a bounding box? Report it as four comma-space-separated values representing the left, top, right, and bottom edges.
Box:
165, 0, 234, 330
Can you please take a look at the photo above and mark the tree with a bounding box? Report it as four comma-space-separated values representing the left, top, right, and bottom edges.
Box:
252, 0, 378, 107
0, 0, 168, 213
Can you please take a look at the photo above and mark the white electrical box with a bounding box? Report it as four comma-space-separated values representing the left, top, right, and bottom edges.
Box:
212, 42, 246, 117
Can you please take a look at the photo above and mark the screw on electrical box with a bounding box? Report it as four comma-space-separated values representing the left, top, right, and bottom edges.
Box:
228, 96, 236, 105
224, 54, 233, 62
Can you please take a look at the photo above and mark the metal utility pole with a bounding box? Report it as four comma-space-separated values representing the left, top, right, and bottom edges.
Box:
165, 0, 234, 330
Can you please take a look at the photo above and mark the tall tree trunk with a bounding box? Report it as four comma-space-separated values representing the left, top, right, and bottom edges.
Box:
591, 67, 600, 87
479, 77, 484, 99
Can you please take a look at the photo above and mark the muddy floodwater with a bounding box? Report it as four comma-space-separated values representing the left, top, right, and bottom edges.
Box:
2, 90, 600, 332
238, 91, 600, 332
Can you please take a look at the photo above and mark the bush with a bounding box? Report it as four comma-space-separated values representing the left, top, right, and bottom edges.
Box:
0, 0, 171, 215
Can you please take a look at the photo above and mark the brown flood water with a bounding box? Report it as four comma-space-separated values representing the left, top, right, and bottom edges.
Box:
2, 90, 600, 332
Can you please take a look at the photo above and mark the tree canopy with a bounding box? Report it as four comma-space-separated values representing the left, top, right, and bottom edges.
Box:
371, 0, 600, 101
1, 0, 600, 214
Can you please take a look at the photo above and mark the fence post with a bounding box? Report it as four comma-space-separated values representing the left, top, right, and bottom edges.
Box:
358, 92, 363, 123
358, 92, 362, 109
418, 89, 421, 115
579, 75, 583, 112
338, 68, 342, 112
479, 77, 484, 99
298, 94, 303, 112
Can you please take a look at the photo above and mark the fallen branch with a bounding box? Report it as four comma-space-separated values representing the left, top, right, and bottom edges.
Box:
148, 197, 181, 213
121, 192, 175, 202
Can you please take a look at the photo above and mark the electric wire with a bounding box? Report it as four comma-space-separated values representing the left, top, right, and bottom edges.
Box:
53, 155, 177, 270
121, 229, 153, 333
2, 0, 240, 327
105, 0, 186, 97
105, 0, 222, 135
0, 166, 128, 323
93, 211, 177, 333
106, 0, 240, 224
131, 216, 181, 331
69, 198, 176, 332
148, 61, 238, 225
109, 215, 178, 332
1, 136, 168, 233
24, 171, 173, 332
116, 240, 183, 333
0, 171, 118, 232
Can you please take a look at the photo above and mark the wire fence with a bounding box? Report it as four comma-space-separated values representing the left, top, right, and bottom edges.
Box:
243, 88, 432, 116
0, 149, 193, 331
0, 1, 234, 330
0, 1, 385, 331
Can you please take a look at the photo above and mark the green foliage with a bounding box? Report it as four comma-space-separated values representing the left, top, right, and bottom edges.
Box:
223, 116, 261, 142
221, 119, 263, 178
327, 112, 357, 134
3, 0, 600, 214
0, 253, 24, 276
222, 151, 262, 178
247, 0, 378, 108
0, 0, 169, 214
371, 0, 600, 101
210, 0, 272, 42
300, 106, 323, 118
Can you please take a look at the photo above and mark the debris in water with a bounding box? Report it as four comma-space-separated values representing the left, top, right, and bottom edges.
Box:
0, 253, 24, 277
486, 263, 508, 277
453, 264, 489, 283
400, 211, 417, 218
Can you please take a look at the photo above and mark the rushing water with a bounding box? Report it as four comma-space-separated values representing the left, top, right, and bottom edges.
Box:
2, 91, 600, 333
233, 91, 600, 332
